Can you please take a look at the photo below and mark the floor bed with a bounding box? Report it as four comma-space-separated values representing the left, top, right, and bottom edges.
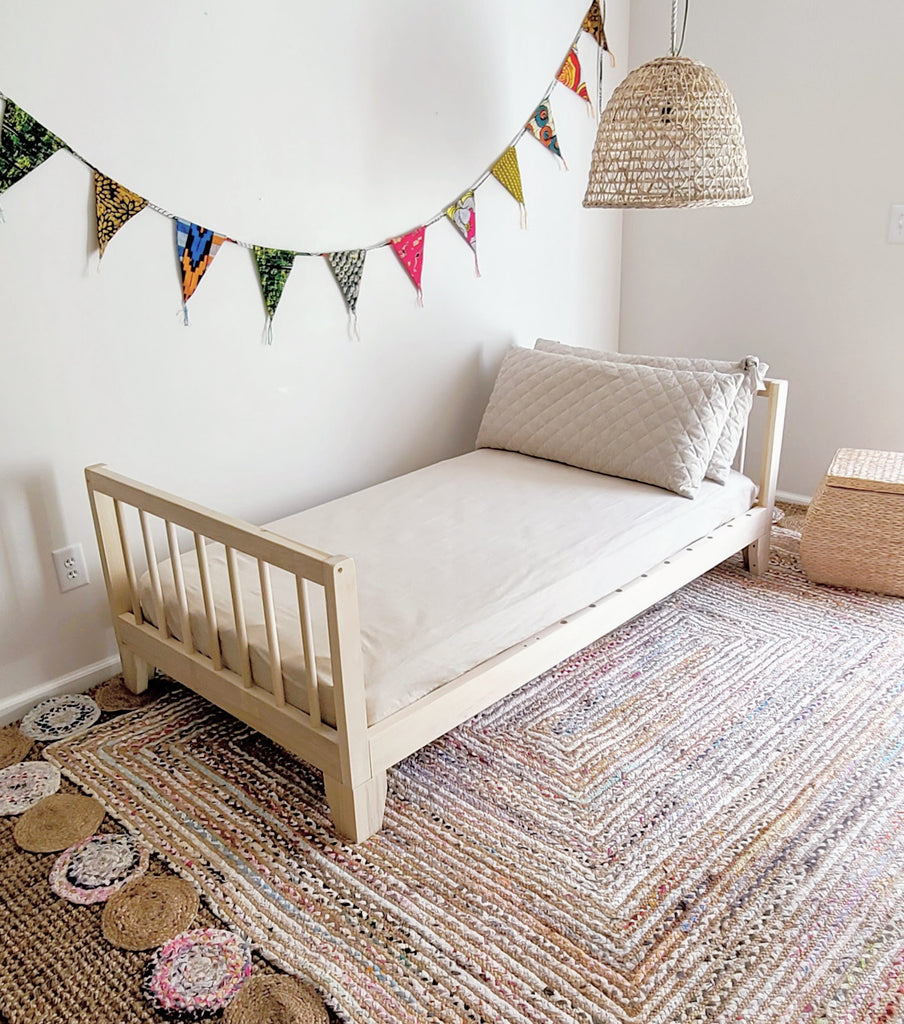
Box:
86, 377, 787, 842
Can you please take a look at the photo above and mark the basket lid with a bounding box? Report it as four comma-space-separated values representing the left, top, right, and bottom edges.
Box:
826, 448, 904, 494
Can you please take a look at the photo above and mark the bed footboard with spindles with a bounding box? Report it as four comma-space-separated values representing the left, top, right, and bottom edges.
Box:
85, 466, 385, 842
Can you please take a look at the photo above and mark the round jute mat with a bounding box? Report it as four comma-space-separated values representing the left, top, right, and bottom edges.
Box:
102, 874, 200, 950
94, 676, 158, 712
13, 792, 106, 852
0, 724, 34, 769
223, 974, 329, 1024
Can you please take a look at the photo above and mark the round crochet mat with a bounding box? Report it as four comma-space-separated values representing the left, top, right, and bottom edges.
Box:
143, 928, 252, 1018
0, 725, 35, 770
94, 677, 158, 713
13, 792, 106, 852
50, 833, 149, 905
103, 875, 200, 951
20, 695, 100, 741
0, 761, 60, 815
223, 974, 329, 1024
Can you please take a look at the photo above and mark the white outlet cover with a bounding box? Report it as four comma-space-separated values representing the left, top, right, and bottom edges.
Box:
887, 205, 904, 244
52, 543, 90, 592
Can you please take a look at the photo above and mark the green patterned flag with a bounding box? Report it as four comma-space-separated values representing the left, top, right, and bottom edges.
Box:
325, 249, 366, 337
253, 245, 296, 342
0, 100, 67, 197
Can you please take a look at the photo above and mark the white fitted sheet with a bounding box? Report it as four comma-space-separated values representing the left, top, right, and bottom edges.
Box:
141, 450, 756, 727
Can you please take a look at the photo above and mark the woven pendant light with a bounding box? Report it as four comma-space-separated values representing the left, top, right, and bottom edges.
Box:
583, 0, 751, 209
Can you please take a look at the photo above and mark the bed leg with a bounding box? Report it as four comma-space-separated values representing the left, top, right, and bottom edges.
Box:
743, 533, 771, 577
120, 648, 150, 694
323, 771, 387, 843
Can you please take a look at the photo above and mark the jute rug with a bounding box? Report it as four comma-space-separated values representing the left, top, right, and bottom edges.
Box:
30, 527, 904, 1022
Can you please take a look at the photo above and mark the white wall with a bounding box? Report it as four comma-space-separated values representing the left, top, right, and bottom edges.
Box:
0, 1, 629, 713
620, 0, 904, 500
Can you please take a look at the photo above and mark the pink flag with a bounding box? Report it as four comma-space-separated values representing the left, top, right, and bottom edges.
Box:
389, 226, 426, 303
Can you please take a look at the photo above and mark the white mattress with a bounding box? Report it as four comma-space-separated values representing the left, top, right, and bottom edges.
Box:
141, 450, 756, 727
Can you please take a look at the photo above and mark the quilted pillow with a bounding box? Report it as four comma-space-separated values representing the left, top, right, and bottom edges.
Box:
535, 339, 768, 484
476, 347, 743, 498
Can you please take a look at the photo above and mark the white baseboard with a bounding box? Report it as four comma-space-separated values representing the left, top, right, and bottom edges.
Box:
0, 654, 122, 727
776, 489, 812, 506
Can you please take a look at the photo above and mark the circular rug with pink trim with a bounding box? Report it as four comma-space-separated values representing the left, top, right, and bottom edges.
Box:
142, 928, 252, 1018
50, 834, 149, 905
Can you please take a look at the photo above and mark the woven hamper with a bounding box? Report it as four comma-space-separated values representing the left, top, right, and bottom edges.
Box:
801, 447, 904, 596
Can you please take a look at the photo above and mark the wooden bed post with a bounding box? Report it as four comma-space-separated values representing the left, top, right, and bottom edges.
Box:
86, 467, 150, 694
321, 556, 386, 842
743, 379, 788, 577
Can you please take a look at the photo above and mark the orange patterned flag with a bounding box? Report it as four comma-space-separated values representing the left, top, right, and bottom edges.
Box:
558, 48, 592, 106
94, 172, 147, 258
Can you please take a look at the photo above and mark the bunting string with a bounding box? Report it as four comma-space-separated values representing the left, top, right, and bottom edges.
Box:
0, 7, 612, 334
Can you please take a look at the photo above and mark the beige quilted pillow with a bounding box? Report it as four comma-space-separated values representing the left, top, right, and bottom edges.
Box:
535, 339, 767, 484
476, 347, 742, 498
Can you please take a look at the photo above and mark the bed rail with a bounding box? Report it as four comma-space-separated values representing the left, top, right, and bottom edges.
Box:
85, 465, 378, 837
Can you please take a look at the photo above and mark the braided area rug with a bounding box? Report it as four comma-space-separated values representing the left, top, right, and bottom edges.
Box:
44, 538, 904, 1023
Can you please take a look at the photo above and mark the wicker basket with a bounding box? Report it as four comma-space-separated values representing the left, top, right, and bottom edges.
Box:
801, 448, 904, 596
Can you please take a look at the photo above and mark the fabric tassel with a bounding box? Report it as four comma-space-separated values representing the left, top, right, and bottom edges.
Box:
182, 304, 190, 327
348, 311, 360, 342
520, 203, 528, 231
0, 205, 5, 223
262, 318, 274, 346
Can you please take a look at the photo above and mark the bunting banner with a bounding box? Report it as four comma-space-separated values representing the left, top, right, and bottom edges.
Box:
557, 48, 593, 110
0, 10, 599, 338
0, 100, 66, 197
491, 147, 526, 227
253, 245, 296, 336
94, 171, 148, 258
446, 191, 479, 277
526, 101, 566, 169
389, 227, 425, 304
176, 219, 227, 324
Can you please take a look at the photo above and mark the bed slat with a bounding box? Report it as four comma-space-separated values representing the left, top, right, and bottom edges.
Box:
139, 510, 170, 640
297, 578, 321, 727
258, 561, 286, 707
225, 546, 253, 688
194, 534, 223, 670
113, 499, 143, 625
166, 521, 194, 654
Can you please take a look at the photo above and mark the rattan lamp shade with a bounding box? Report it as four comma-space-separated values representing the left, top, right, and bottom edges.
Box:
583, 55, 752, 209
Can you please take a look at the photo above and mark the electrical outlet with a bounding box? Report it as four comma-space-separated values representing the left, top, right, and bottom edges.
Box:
52, 543, 90, 592
888, 205, 904, 244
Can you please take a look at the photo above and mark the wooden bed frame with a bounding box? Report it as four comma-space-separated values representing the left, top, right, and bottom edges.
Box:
86, 378, 787, 842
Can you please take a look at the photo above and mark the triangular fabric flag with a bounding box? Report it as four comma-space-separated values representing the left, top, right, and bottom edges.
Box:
582, 0, 614, 60
175, 219, 227, 324
326, 250, 366, 336
491, 148, 527, 226
94, 171, 148, 258
557, 48, 593, 107
253, 245, 296, 336
445, 191, 479, 276
526, 101, 566, 168
389, 226, 426, 303
0, 100, 67, 196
